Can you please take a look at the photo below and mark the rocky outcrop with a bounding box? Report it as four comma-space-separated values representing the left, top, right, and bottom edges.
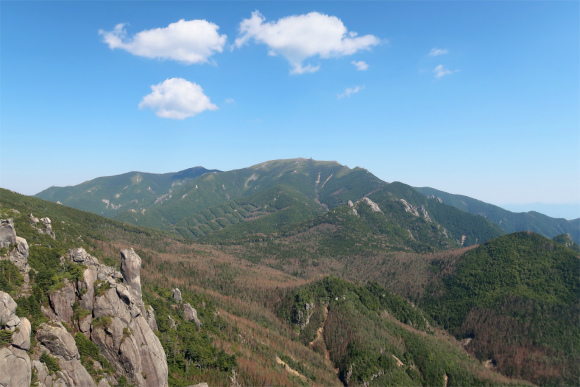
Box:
36, 322, 96, 387
172, 288, 182, 304
0, 292, 32, 387
89, 249, 167, 387
145, 305, 158, 331
36, 323, 79, 361
0, 346, 31, 387
0, 292, 19, 329
3, 239, 168, 387
362, 197, 382, 213
39, 217, 55, 239
183, 304, 202, 328
11, 318, 31, 351
0, 219, 31, 277
0, 219, 17, 249
48, 279, 76, 325
120, 249, 144, 314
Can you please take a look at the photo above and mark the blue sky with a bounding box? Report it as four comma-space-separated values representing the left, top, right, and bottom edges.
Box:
1, 1, 579, 219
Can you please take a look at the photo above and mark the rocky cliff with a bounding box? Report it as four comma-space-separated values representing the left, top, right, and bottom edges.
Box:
0, 218, 168, 387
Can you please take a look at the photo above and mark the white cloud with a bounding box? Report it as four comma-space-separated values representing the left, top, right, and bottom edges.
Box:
338, 85, 364, 99
99, 20, 227, 64
139, 78, 217, 119
225, 98, 235, 104
235, 11, 380, 74
428, 48, 448, 57
433, 64, 454, 78
352, 60, 369, 71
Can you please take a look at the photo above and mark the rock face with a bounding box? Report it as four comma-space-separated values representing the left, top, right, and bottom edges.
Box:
36, 322, 97, 387
172, 288, 182, 304
36, 323, 79, 361
0, 219, 31, 277
2, 237, 168, 387
0, 346, 31, 387
11, 318, 31, 351
0, 219, 17, 249
89, 249, 168, 387
0, 291, 18, 328
0, 292, 32, 387
29, 248, 167, 387
48, 279, 76, 324
183, 303, 202, 328
120, 249, 144, 314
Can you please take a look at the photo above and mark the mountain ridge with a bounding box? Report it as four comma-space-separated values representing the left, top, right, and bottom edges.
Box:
414, 186, 580, 243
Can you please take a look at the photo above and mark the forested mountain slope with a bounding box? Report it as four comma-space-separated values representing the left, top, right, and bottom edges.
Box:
414, 186, 580, 243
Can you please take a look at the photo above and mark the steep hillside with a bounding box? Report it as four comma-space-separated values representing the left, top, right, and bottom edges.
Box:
421, 232, 580, 386
414, 186, 580, 243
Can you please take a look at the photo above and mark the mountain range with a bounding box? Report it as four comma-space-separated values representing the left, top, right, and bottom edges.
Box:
1, 158, 578, 387
36, 158, 579, 245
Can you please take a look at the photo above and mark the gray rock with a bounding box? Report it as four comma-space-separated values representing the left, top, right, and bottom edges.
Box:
0, 346, 31, 387
120, 249, 143, 313
93, 288, 131, 325
188, 384, 209, 387
29, 214, 40, 224
78, 268, 97, 311
36, 322, 79, 361
79, 315, 92, 335
146, 305, 158, 331
116, 284, 134, 306
183, 304, 202, 328
0, 219, 16, 249
97, 379, 112, 387
92, 316, 168, 387
11, 318, 31, 351
362, 197, 382, 213
32, 360, 54, 387
41, 306, 58, 321
131, 315, 168, 387
0, 291, 17, 326
54, 358, 97, 387
69, 247, 89, 263
172, 288, 182, 304
168, 315, 176, 329
49, 279, 76, 324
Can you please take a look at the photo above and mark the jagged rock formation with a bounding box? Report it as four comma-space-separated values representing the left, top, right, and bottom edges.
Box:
0, 291, 32, 387
1, 244, 168, 387
172, 288, 182, 304
183, 303, 202, 328
0, 219, 31, 280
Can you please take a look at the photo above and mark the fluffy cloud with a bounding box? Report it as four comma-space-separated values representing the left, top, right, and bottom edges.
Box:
351, 60, 369, 71
433, 64, 453, 78
235, 11, 380, 74
99, 20, 227, 64
428, 48, 448, 57
139, 78, 217, 119
337, 85, 364, 99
